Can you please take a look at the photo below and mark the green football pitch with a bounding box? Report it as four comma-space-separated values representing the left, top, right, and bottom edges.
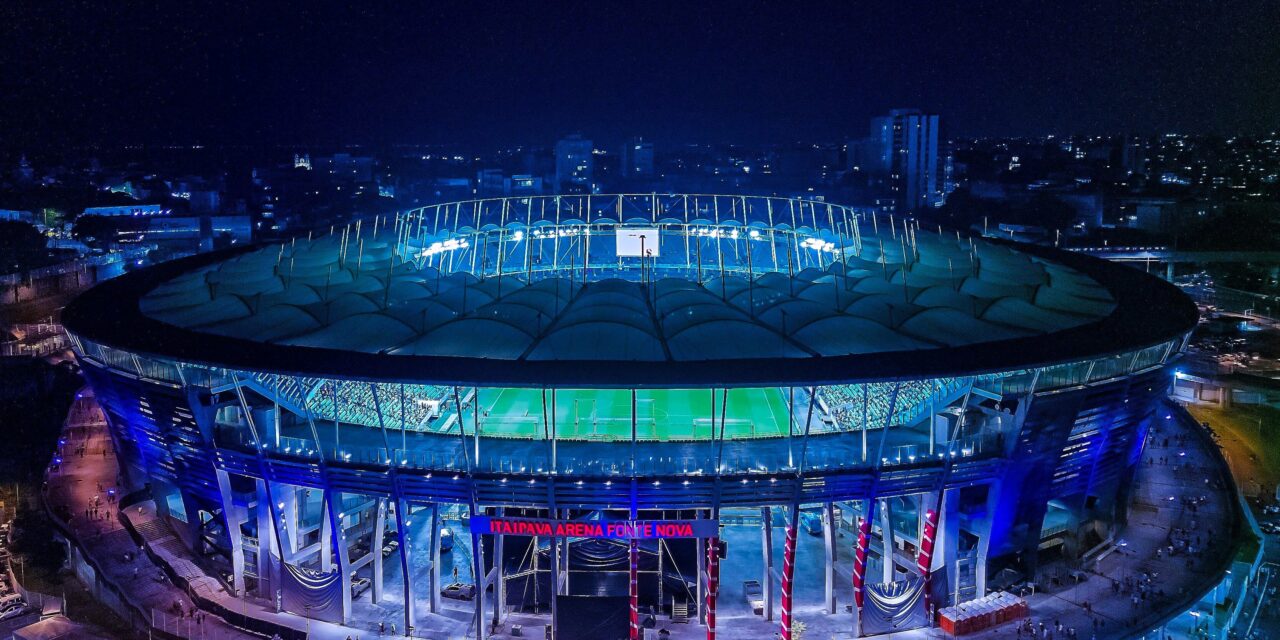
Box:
474, 387, 793, 440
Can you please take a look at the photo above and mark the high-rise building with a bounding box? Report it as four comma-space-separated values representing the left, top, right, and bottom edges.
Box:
554, 134, 595, 193
845, 139, 879, 172
620, 137, 655, 178
870, 109, 941, 212
1121, 138, 1149, 176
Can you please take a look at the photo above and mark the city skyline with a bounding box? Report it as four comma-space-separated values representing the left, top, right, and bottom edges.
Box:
3, 1, 1279, 150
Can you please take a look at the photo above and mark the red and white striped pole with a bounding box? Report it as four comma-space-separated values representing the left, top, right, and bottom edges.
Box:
630, 538, 640, 640
853, 515, 872, 606
780, 515, 798, 640
705, 536, 720, 640
852, 514, 872, 635
917, 508, 940, 622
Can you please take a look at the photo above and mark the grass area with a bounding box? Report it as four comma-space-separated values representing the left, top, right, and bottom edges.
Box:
1186, 403, 1280, 500
477, 387, 792, 440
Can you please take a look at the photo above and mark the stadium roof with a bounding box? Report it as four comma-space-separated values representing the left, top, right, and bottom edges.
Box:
64, 224, 1197, 387
136, 232, 1115, 362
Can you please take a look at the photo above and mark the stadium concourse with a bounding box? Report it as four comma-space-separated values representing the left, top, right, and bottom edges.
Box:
56, 194, 1235, 640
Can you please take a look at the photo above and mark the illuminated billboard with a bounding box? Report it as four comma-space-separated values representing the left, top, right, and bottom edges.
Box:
615, 228, 660, 257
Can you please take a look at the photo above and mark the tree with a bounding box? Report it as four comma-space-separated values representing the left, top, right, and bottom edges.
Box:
0, 220, 47, 273
929, 190, 1079, 235
1175, 203, 1280, 251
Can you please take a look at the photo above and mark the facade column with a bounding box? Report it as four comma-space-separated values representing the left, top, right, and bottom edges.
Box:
471, 505, 487, 640
879, 498, 895, 584
256, 480, 275, 601
937, 490, 960, 605
214, 469, 246, 597
973, 480, 1002, 599
323, 488, 353, 624
492, 506, 505, 629
823, 502, 837, 614
319, 499, 334, 572
761, 506, 774, 622
372, 498, 387, 603
280, 487, 300, 558
393, 499, 416, 634
428, 503, 442, 613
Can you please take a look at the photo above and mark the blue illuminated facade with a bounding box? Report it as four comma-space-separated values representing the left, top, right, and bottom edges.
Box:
64, 195, 1198, 637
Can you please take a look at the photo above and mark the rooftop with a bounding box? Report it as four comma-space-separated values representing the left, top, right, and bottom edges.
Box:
64, 196, 1198, 386
141, 227, 1114, 360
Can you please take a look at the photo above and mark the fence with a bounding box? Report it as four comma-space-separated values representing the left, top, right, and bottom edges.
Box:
116, 490, 308, 640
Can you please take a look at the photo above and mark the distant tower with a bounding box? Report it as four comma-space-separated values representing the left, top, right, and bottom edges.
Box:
870, 109, 941, 213
293, 153, 312, 170
554, 135, 594, 193
1121, 138, 1148, 176
619, 137, 655, 178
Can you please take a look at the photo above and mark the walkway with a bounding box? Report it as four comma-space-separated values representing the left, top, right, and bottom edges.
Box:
43, 389, 262, 640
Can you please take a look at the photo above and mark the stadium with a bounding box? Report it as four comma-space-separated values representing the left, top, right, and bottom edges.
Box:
62, 194, 1199, 639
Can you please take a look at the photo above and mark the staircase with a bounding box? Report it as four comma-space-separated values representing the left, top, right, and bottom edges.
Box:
133, 517, 174, 544
671, 598, 688, 623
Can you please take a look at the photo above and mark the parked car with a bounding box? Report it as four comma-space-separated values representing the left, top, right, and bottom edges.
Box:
351, 577, 372, 597
441, 582, 476, 601
440, 527, 455, 552
0, 603, 27, 621
743, 580, 764, 615
382, 539, 400, 557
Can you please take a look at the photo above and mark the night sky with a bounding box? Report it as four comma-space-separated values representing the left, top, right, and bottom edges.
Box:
2, 1, 1277, 149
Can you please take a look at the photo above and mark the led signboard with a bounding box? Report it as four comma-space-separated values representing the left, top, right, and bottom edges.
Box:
470, 515, 717, 539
